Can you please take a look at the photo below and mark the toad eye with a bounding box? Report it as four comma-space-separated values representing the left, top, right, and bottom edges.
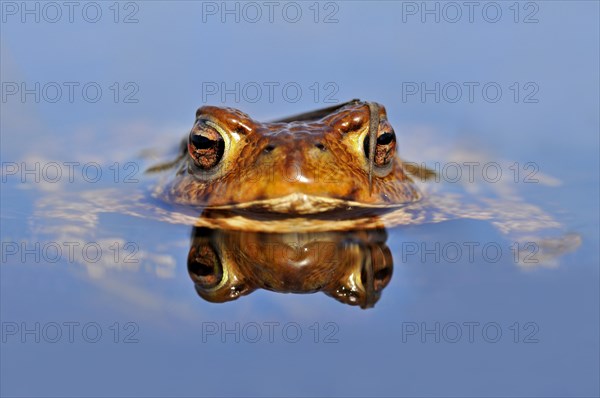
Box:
187, 242, 223, 289
188, 120, 225, 170
363, 122, 397, 168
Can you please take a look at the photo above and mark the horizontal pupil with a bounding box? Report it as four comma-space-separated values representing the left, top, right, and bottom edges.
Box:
191, 134, 219, 150
377, 132, 395, 146
194, 261, 215, 276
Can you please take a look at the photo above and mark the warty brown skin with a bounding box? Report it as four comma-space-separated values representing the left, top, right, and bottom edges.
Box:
161, 101, 421, 214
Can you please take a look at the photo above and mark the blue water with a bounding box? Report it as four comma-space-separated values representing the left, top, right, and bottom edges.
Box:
1, 1, 598, 396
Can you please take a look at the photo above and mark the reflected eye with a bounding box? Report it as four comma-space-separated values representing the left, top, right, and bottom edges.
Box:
187, 243, 223, 289
363, 124, 397, 167
188, 120, 225, 170
361, 246, 393, 292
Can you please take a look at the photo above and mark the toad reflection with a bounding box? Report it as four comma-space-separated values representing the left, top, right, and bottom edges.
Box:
187, 227, 393, 309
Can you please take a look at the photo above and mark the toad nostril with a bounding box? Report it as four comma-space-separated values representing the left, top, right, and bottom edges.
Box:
315, 143, 326, 151
264, 144, 275, 153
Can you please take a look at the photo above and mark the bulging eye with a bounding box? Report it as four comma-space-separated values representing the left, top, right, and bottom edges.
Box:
363, 123, 397, 168
188, 120, 225, 170
187, 242, 223, 289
